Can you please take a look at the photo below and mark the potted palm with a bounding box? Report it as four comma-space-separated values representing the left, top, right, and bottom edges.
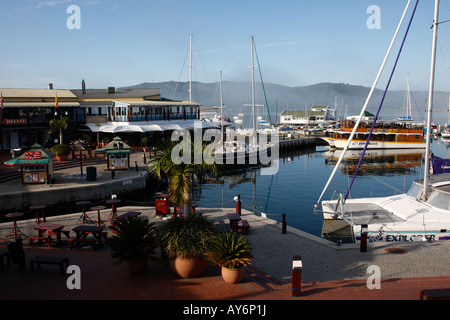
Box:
206, 232, 253, 284
160, 215, 217, 278
107, 217, 158, 275
49, 144, 72, 161
148, 137, 220, 219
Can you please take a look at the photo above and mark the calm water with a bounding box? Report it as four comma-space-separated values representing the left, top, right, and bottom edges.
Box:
189, 138, 450, 238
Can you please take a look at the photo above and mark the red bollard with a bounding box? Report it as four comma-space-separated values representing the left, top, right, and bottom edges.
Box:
292, 255, 302, 297
235, 195, 241, 216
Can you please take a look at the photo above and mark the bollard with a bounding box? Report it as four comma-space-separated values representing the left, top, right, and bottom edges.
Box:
111, 166, 115, 179
282, 213, 287, 234
360, 224, 368, 252
234, 195, 241, 216
292, 255, 302, 297
143, 153, 147, 164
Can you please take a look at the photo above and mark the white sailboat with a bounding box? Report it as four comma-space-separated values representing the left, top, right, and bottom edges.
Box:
213, 37, 274, 166
316, 0, 450, 243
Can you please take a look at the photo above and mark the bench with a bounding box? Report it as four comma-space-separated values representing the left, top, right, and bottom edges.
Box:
68, 238, 98, 250
28, 236, 49, 245
217, 220, 230, 233
420, 289, 450, 300
30, 255, 69, 276
238, 220, 250, 235
0, 251, 11, 268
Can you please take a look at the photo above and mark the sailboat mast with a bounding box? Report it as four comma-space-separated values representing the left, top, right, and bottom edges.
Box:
220, 71, 224, 138
189, 34, 193, 102
423, 0, 440, 199
251, 36, 256, 134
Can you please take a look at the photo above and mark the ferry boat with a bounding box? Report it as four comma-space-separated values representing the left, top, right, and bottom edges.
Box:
321, 119, 425, 149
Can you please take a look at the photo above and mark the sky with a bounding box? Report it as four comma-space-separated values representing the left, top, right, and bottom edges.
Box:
1, 0, 450, 92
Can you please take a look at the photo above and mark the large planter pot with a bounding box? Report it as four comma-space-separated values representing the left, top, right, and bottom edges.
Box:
169, 256, 207, 279
221, 266, 245, 284
127, 259, 148, 275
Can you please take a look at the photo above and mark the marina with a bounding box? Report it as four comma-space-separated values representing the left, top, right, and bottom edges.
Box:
1, 0, 450, 304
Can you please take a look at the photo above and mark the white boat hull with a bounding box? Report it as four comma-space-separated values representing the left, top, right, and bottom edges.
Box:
321, 189, 450, 243
321, 137, 425, 149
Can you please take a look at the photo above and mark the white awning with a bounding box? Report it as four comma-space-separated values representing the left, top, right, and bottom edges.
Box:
86, 120, 219, 133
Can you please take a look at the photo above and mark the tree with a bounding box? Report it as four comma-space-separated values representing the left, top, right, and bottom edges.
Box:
48, 117, 69, 145
148, 137, 219, 219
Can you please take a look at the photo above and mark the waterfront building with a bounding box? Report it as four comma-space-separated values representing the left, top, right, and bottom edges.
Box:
0, 87, 80, 150
0, 84, 213, 152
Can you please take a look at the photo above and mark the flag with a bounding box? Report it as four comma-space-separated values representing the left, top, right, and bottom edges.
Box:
431, 153, 450, 174
55, 92, 58, 109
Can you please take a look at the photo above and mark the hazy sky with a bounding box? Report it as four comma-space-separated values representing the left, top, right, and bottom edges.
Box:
1, 0, 449, 91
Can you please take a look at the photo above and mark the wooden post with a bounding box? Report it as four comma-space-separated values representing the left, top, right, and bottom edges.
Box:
292, 255, 302, 297
282, 213, 287, 234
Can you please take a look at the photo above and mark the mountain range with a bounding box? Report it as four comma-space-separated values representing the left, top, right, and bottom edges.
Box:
123, 81, 450, 125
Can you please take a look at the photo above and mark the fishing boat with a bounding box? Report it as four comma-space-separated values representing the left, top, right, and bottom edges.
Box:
321, 119, 425, 149
316, 0, 450, 243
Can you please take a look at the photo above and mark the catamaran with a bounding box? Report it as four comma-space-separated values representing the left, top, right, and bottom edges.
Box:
315, 0, 450, 243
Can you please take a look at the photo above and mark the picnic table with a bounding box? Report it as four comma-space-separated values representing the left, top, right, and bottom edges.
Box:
227, 213, 241, 233
30, 223, 65, 247
69, 225, 106, 250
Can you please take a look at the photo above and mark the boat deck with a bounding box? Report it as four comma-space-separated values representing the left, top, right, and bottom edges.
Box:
324, 202, 405, 226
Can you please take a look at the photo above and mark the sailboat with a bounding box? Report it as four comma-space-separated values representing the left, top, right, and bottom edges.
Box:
316, 0, 450, 243
213, 37, 274, 166
440, 94, 450, 139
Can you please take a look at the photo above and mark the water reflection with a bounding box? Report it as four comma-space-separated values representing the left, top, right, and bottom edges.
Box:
322, 148, 424, 176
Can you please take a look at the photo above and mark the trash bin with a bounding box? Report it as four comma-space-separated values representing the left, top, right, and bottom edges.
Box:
155, 192, 171, 216
86, 166, 97, 181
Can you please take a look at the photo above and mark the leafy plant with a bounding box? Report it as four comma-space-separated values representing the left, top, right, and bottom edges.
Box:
48, 116, 69, 145
160, 215, 218, 259
108, 217, 158, 265
206, 232, 253, 269
148, 138, 220, 219
49, 144, 72, 156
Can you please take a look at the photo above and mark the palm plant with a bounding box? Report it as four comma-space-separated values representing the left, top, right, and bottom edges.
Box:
148, 137, 219, 219
205, 232, 253, 269
160, 215, 218, 259
108, 217, 158, 266
48, 116, 69, 145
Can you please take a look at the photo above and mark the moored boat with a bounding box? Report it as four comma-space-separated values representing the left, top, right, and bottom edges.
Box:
321, 119, 425, 149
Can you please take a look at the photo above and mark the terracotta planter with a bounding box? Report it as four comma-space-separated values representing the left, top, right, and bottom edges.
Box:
127, 259, 148, 275
169, 256, 207, 278
221, 266, 245, 284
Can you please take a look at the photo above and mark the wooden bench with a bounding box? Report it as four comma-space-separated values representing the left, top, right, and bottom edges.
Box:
420, 289, 450, 300
68, 237, 98, 250
238, 220, 250, 235
30, 255, 69, 276
0, 251, 11, 268
217, 220, 230, 233
28, 236, 49, 245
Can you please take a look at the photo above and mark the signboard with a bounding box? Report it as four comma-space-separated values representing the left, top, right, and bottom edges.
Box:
2, 119, 27, 125
25, 151, 42, 160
